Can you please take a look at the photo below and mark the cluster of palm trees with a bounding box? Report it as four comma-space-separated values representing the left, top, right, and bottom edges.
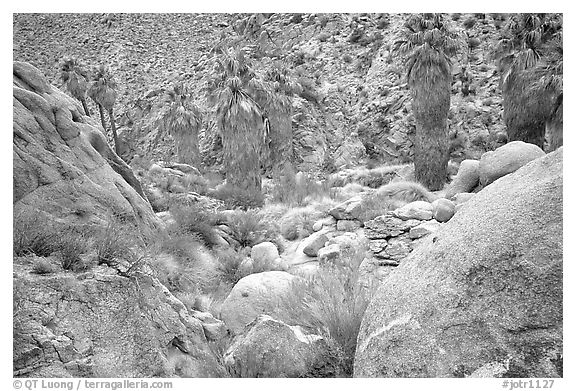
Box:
61, 13, 562, 198
60, 59, 119, 154
206, 45, 301, 195
494, 13, 563, 150
153, 84, 203, 167
396, 13, 562, 191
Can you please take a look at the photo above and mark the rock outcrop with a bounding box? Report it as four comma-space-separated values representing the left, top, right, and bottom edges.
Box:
355, 149, 563, 377
219, 271, 298, 335
479, 141, 545, 186
13, 265, 226, 377
13, 61, 160, 230
224, 315, 327, 377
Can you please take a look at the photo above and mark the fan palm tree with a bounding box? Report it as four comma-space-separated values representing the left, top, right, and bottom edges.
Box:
494, 13, 562, 149
88, 65, 119, 154
155, 84, 202, 166
249, 60, 302, 178
60, 58, 91, 117
207, 46, 266, 194
396, 13, 461, 191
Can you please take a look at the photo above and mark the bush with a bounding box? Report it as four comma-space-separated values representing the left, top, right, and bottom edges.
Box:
155, 237, 219, 295
58, 227, 91, 271
210, 185, 264, 210
270, 170, 333, 206
182, 173, 209, 194
226, 209, 265, 248
168, 203, 221, 247
94, 220, 138, 266
215, 247, 246, 285
31, 257, 56, 274
143, 186, 169, 213
279, 264, 370, 377
13, 212, 58, 257
279, 206, 325, 240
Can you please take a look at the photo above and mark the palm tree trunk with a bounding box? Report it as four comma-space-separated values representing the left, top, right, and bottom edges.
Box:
108, 107, 120, 155
502, 71, 550, 150
270, 111, 293, 179
98, 104, 107, 132
546, 95, 563, 151
409, 56, 451, 191
81, 99, 91, 117
173, 127, 200, 167
223, 114, 263, 194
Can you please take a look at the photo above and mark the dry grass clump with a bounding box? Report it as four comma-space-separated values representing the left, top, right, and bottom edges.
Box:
210, 184, 264, 209
279, 261, 370, 377
14, 211, 144, 273
13, 212, 59, 257
152, 236, 220, 295
167, 203, 222, 248
278, 205, 325, 241
31, 257, 57, 275
270, 170, 334, 206
329, 164, 415, 189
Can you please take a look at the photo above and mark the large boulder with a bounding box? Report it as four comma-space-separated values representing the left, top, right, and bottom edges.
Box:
445, 159, 480, 198
13, 61, 160, 231
479, 141, 545, 186
250, 242, 280, 266
13, 265, 226, 377
355, 149, 562, 378
223, 315, 327, 377
219, 271, 298, 335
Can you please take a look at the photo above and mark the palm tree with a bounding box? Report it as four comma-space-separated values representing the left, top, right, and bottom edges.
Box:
494, 13, 562, 149
396, 13, 460, 191
60, 58, 91, 117
207, 46, 266, 194
155, 84, 202, 166
249, 60, 302, 178
88, 65, 119, 154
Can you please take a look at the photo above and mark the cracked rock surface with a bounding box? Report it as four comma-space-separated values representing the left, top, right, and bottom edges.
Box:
13, 264, 226, 377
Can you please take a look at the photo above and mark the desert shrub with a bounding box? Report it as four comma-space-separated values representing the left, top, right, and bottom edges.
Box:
31, 257, 56, 274
215, 247, 245, 285
58, 227, 91, 271
270, 170, 333, 206
330, 164, 415, 189
342, 54, 353, 63
279, 206, 325, 240
13, 213, 58, 257
168, 203, 221, 247
94, 220, 138, 266
225, 209, 266, 248
182, 173, 209, 194
451, 13, 462, 21
143, 185, 169, 213
355, 191, 407, 222
155, 237, 219, 294
279, 264, 370, 377
210, 185, 264, 210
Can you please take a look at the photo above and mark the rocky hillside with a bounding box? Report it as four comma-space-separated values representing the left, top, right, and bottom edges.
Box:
13, 13, 507, 172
